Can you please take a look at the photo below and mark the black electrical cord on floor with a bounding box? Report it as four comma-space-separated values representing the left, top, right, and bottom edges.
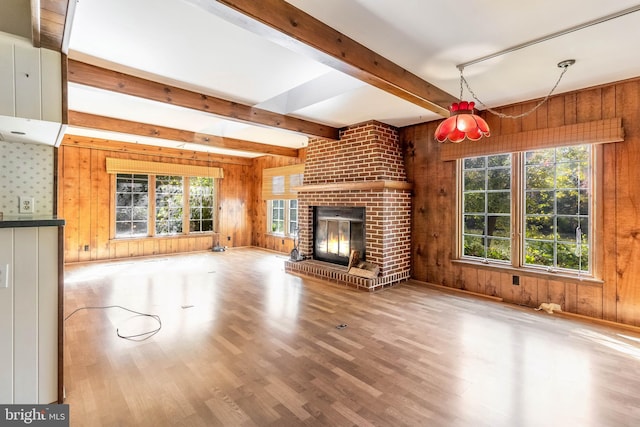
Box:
64, 305, 162, 341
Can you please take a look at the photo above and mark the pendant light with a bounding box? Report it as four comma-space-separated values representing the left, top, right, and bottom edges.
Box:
436, 59, 575, 143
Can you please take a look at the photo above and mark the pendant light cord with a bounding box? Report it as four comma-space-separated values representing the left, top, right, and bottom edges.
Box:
460, 62, 572, 119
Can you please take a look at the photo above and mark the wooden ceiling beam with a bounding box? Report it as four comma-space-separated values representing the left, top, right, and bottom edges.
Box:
61, 134, 254, 166
31, 0, 41, 47
39, 0, 71, 51
67, 60, 340, 140
68, 111, 300, 158
186, 0, 456, 117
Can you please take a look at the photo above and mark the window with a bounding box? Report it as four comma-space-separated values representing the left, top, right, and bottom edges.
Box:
462, 154, 511, 262
289, 200, 298, 235
155, 175, 184, 235
524, 146, 590, 271
460, 144, 592, 274
270, 200, 285, 233
113, 173, 217, 239
262, 164, 304, 239
189, 177, 215, 232
268, 199, 298, 237
115, 174, 149, 237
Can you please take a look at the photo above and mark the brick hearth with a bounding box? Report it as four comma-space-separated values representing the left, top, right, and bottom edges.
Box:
285, 121, 412, 290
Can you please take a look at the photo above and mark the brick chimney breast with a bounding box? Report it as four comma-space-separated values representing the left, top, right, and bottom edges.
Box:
296, 121, 411, 283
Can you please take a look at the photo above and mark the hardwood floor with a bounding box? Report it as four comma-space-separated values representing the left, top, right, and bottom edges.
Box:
63, 248, 640, 426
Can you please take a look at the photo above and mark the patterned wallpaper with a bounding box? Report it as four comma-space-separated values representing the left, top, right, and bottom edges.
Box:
0, 140, 54, 216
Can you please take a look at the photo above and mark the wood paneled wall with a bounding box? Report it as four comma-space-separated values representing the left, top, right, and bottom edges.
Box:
250, 151, 305, 254
58, 136, 253, 263
400, 78, 640, 327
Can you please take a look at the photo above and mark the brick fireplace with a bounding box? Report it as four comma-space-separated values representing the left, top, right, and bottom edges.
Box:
285, 121, 412, 290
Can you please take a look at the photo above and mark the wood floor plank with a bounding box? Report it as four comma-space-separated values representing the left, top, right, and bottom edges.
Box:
63, 248, 640, 426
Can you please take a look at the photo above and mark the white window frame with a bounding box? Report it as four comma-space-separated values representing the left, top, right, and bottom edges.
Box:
115, 174, 149, 238
155, 175, 184, 236
458, 144, 597, 276
113, 174, 217, 239
267, 199, 298, 238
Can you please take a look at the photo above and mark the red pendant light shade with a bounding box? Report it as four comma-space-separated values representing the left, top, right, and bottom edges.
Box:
434, 101, 490, 143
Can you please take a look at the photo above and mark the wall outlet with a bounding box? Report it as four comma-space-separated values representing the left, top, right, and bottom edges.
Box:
19, 196, 34, 214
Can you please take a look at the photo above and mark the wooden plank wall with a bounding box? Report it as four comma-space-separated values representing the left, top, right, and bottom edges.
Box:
400, 78, 640, 327
250, 151, 306, 254
58, 136, 253, 263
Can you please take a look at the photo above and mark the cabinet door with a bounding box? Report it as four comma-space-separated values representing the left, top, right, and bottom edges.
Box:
0, 229, 14, 403
0, 41, 15, 117
14, 44, 41, 120
38, 227, 59, 403
14, 227, 39, 403
40, 49, 62, 123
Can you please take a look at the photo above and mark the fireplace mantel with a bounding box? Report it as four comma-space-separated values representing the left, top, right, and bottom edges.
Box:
294, 180, 412, 193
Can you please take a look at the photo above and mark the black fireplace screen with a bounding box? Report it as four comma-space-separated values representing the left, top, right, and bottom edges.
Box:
314, 207, 365, 265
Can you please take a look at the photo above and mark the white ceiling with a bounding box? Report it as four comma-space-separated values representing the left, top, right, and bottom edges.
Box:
65, 0, 640, 157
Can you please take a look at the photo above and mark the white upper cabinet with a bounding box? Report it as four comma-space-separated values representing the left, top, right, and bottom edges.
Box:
0, 32, 63, 146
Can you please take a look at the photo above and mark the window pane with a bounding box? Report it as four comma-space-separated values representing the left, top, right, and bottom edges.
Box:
290, 173, 303, 188
487, 169, 510, 190
489, 216, 510, 238
116, 222, 131, 236
270, 199, 285, 234
526, 191, 554, 215
132, 207, 147, 221
488, 154, 511, 167
556, 161, 584, 189
556, 190, 579, 215
525, 240, 554, 266
156, 175, 183, 235
557, 243, 588, 271
464, 170, 485, 191
526, 216, 554, 239
188, 177, 216, 233
464, 157, 485, 169
289, 199, 298, 236
487, 238, 511, 261
524, 145, 591, 272
464, 235, 485, 258
556, 145, 589, 163
115, 174, 149, 238
464, 193, 485, 213
557, 216, 589, 242
272, 176, 285, 194
461, 154, 512, 263
116, 193, 132, 207
487, 192, 510, 214
464, 215, 485, 235
526, 148, 555, 165
116, 208, 130, 222
526, 165, 555, 189
132, 221, 147, 235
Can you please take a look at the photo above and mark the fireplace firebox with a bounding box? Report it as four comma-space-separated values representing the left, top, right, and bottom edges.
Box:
313, 207, 365, 266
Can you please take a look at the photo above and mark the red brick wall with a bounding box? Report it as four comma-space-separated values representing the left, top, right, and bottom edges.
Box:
298, 121, 411, 278
304, 122, 406, 184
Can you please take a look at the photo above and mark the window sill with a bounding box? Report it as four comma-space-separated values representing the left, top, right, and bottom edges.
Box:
266, 232, 294, 239
451, 259, 603, 286
111, 232, 216, 242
